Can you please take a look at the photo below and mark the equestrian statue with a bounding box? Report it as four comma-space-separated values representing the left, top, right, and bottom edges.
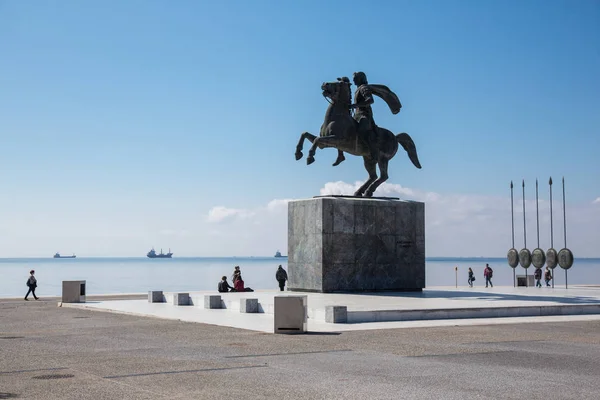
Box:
295, 72, 421, 197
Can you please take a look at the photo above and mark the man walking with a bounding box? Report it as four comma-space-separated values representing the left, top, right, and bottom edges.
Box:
484, 264, 494, 288
276, 265, 288, 292
534, 268, 543, 288
25, 269, 39, 300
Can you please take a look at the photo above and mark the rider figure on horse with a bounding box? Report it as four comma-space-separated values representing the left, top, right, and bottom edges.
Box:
334, 71, 394, 166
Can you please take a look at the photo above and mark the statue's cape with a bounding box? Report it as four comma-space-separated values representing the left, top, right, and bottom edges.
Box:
366, 84, 402, 115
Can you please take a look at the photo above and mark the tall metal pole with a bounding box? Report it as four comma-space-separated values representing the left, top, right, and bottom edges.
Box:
550, 177, 554, 288
511, 181, 515, 287
563, 177, 567, 289
536, 179, 540, 249
522, 180, 528, 287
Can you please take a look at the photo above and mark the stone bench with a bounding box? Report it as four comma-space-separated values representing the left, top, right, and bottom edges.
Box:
204, 295, 222, 309
172, 293, 190, 306
325, 306, 347, 323
148, 291, 164, 303
240, 298, 259, 313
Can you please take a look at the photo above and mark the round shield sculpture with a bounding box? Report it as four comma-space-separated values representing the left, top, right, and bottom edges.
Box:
507, 248, 519, 268
531, 248, 546, 269
558, 248, 574, 270
546, 248, 558, 269
519, 248, 532, 269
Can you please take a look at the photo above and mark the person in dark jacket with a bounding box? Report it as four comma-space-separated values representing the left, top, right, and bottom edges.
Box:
25, 269, 39, 300
467, 267, 475, 287
218, 276, 234, 293
534, 268, 543, 288
276, 265, 288, 291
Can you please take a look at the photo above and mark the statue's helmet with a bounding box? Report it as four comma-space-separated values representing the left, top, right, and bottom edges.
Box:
353, 71, 368, 85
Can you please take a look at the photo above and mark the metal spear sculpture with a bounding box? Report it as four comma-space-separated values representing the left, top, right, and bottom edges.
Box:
558, 177, 574, 288
531, 179, 546, 275
519, 180, 532, 286
546, 177, 557, 288
507, 181, 519, 286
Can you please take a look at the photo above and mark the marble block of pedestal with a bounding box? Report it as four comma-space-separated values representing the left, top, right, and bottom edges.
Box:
288, 197, 425, 293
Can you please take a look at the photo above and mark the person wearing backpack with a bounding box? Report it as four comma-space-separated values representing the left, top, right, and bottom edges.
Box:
534, 268, 543, 288
544, 267, 552, 287
484, 264, 493, 288
24, 269, 39, 301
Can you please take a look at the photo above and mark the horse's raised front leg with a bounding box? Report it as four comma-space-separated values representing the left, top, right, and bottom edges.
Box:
365, 158, 389, 197
332, 150, 345, 166
307, 135, 342, 165
295, 132, 317, 161
354, 157, 378, 196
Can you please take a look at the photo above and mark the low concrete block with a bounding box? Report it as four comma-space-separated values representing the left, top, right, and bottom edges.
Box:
240, 298, 259, 313
62, 280, 86, 303
148, 291, 164, 303
173, 293, 190, 306
204, 295, 222, 309
274, 295, 307, 334
325, 306, 347, 323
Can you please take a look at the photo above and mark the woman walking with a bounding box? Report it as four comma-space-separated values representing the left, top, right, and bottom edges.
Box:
467, 268, 475, 287
25, 270, 39, 300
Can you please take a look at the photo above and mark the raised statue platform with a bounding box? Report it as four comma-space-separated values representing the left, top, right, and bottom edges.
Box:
287, 197, 425, 293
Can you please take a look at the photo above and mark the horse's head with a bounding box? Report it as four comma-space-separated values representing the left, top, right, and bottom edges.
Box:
321, 77, 351, 106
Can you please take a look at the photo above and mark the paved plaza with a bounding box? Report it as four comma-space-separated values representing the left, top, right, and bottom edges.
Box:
63, 286, 600, 332
1, 292, 600, 399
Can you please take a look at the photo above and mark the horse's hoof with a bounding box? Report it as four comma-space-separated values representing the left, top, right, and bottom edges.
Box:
353, 191, 364, 197
364, 191, 374, 198
295, 151, 303, 161
332, 155, 345, 166
307, 156, 315, 165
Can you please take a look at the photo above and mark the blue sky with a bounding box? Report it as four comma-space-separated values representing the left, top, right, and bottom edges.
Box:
1, 0, 599, 257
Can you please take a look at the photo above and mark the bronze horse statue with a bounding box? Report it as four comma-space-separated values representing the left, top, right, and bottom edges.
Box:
295, 77, 422, 197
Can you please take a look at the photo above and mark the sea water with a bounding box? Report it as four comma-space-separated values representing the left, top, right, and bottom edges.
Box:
1, 257, 598, 298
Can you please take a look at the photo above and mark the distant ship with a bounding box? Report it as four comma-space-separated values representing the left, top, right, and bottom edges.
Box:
274, 250, 287, 258
54, 252, 76, 259
147, 248, 173, 258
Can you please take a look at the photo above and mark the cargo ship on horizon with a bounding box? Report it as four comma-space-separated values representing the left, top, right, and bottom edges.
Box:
147, 248, 173, 258
53, 252, 76, 259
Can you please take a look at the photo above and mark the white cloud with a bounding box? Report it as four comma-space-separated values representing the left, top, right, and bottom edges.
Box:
207, 206, 254, 223
201, 181, 600, 257
593, 197, 600, 204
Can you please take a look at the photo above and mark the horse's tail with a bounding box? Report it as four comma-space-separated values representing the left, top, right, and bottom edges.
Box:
396, 133, 422, 169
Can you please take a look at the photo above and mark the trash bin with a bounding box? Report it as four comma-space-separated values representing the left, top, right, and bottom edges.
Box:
62, 280, 86, 303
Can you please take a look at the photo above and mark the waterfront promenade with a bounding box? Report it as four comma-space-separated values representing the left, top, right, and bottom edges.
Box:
1, 293, 599, 399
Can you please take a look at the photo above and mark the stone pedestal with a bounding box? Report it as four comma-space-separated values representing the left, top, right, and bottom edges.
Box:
288, 197, 425, 293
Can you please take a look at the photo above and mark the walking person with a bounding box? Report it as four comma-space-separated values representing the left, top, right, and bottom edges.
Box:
534, 268, 543, 288
484, 264, 494, 288
467, 267, 475, 287
24, 270, 39, 300
544, 267, 552, 287
276, 265, 288, 291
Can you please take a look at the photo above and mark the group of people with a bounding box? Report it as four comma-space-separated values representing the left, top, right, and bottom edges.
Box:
467, 263, 554, 288
535, 267, 554, 288
217, 265, 288, 293
218, 265, 254, 293
467, 264, 495, 288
